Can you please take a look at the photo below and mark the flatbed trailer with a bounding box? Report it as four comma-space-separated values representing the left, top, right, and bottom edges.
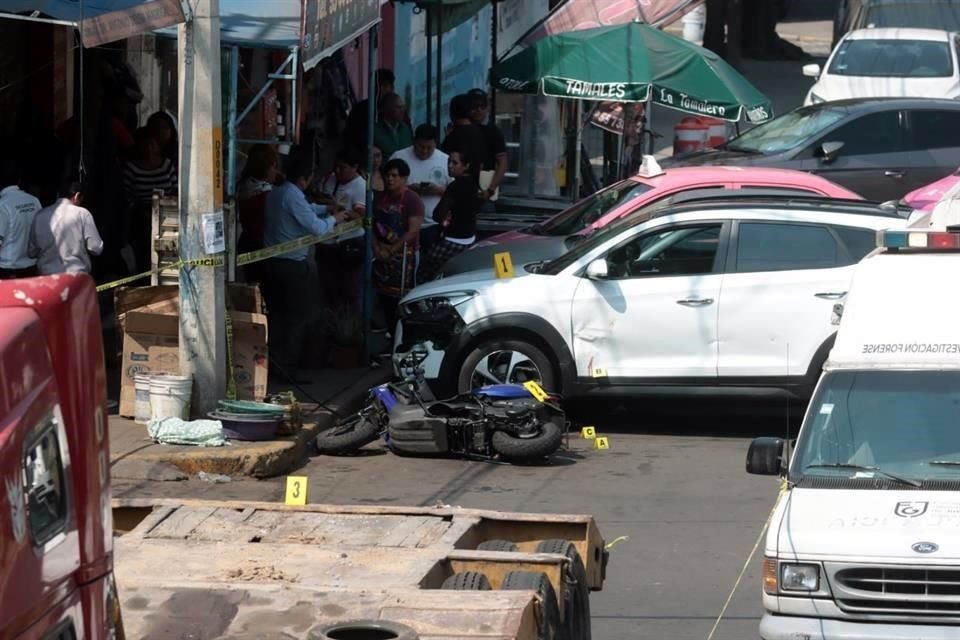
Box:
112, 498, 608, 639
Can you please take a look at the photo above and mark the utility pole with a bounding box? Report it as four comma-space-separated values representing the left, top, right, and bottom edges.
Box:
178, 0, 226, 416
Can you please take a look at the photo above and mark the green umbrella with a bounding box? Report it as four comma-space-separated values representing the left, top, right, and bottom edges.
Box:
493, 21, 773, 123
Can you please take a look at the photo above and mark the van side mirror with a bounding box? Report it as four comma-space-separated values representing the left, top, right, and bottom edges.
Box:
585, 258, 609, 280
818, 141, 844, 163
746, 437, 785, 475
802, 63, 822, 78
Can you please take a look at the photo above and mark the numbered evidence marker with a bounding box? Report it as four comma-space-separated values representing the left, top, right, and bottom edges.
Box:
594, 436, 610, 450
592, 367, 608, 378
523, 380, 549, 403
580, 426, 597, 439
494, 251, 515, 279
285, 476, 308, 506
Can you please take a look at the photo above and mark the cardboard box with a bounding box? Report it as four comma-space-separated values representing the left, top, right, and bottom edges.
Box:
117, 285, 268, 417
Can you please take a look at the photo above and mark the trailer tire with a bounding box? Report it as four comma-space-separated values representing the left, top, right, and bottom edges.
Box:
442, 571, 492, 590
501, 571, 564, 640
308, 619, 419, 640
492, 420, 563, 463
477, 539, 520, 552
536, 539, 591, 640
314, 414, 380, 455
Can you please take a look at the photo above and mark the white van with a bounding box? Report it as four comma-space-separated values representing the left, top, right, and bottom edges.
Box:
747, 227, 960, 640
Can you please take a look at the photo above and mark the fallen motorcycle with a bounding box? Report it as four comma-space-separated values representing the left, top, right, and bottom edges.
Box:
315, 365, 565, 464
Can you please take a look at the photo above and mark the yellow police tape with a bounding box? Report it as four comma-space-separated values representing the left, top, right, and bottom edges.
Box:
95, 219, 364, 293
704, 479, 789, 640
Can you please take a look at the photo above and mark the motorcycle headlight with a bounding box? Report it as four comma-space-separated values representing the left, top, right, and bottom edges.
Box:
400, 292, 476, 318
781, 563, 820, 592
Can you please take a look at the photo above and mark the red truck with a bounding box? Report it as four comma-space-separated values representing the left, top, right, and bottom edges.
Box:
0, 274, 121, 639
1, 275, 607, 639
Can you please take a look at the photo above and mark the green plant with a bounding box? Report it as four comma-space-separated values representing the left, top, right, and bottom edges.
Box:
325, 305, 363, 346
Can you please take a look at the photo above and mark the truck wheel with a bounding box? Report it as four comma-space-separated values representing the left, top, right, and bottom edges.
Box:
536, 540, 591, 640
501, 571, 564, 640
492, 420, 563, 463
308, 619, 419, 640
458, 339, 557, 394
442, 571, 492, 590
477, 539, 520, 552
314, 414, 380, 455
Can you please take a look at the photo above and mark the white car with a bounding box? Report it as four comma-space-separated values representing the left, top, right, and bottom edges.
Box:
393, 197, 910, 398
803, 28, 960, 105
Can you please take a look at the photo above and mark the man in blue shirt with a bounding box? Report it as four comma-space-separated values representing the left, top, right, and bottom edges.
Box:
262, 155, 353, 379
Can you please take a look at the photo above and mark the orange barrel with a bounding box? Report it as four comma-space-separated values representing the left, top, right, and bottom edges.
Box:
673, 117, 709, 155
699, 116, 731, 148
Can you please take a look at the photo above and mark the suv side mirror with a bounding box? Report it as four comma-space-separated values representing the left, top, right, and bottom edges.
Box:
584, 258, 609, 280
802, 63, 822, 78
746, 437, 785, 475
818, 141, 844, 163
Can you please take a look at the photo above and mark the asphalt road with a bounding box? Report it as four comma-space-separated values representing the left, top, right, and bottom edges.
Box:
114, 399, 804, 640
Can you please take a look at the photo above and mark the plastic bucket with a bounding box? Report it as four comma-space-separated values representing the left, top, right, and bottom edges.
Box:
681, 4, 706, 45
149, 374, 193, 420
673, 117, 708, 156
134, 374, 153, 424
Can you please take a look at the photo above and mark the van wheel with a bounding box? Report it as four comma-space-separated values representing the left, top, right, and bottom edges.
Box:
458, 339, 557, 394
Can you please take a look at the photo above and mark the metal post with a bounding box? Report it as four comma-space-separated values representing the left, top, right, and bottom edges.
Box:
426, 9, 433, 126
362, 26, 379, 361
645, 96, 654, 155
490, 0, 497, 118
572, 99, 582, 202
435, 8, 443, 133
177, 0, 226, 416
226, 45, 239, 197
727, 0, 743, 70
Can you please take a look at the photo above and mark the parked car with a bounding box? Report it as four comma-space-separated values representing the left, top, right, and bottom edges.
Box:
903, 166, 960, 210
835, 0, 960, 45
663, 98, 960, 202
393, 197, 910, 397
441, 167, 860, 277
803, 28, 960, 105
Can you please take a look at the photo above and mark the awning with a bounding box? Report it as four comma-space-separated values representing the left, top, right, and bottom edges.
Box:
0, 0, 186, 47
157, 0, 303, 50
301, 0, 381, 70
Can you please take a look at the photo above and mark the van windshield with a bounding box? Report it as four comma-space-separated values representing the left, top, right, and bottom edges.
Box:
792, 370, 960, 486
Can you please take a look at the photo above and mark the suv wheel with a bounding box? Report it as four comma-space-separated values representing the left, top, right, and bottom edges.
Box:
457, 339, 557, 393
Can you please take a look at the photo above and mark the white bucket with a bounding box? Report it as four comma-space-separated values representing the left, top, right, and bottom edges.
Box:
149, 374, 193, 420
134, 374, 153, 424
682, 5, 706, 45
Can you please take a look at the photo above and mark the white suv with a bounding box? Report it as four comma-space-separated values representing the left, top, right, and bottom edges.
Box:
393, 197, 909, 398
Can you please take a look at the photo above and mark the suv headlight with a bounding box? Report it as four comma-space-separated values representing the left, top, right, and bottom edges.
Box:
781, 563, 820, 591
400, 292, 476, 318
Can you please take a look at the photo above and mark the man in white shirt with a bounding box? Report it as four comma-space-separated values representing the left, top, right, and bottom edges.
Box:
31, 180, 104, 275
390, 124, 451, 219
0, 173, 42, 279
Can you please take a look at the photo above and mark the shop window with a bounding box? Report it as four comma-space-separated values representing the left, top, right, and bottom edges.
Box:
23, 417, 68, 546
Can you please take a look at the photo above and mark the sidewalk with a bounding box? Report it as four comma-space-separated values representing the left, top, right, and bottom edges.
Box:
109, 364, 391, 481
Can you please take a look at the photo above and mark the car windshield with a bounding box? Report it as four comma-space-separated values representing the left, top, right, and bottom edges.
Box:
725, 107, 846, 155
829, 39, 953, 78
791, 370, 960, 486
865, 3, 960, 31
540, 205, 660, 275
534, 180, 653, 236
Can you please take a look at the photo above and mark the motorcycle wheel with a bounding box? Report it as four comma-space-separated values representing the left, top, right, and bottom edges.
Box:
491, 420, 563, 463
314, 414, 381, 455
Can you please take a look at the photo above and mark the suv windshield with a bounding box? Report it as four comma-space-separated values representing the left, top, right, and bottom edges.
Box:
792, 370, 960, 486
829, 39, 953, 78
535, 180, 652, 236
725, 107, 846, 155
864, 3, 960, 31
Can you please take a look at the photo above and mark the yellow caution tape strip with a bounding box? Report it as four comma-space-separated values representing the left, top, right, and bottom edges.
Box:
95, 220, 363, 293
704, 479, 789, 640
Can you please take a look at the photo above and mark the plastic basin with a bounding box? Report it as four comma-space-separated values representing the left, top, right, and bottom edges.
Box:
208, 410, 281, 441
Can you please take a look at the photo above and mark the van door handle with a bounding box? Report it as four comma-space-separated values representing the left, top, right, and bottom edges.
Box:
815, 292, 846, 300
884, 170, 904, 179
677, 298, 714, 307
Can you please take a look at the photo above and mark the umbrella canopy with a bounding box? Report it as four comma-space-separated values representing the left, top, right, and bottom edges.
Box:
493, 21, 773, 123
